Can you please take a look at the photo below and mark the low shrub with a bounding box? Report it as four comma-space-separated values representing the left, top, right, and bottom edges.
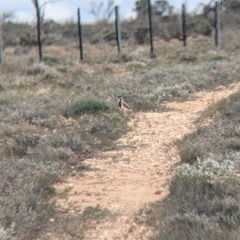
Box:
0, 157, 58, 240
196, 20, 212, 36
148, 159, 240, 240
42, 55, 60, 65
108, 53, 133, 63
134, 27, 148, 44
66, 99, 109, 117
176, 49, 197, 62
20, 33, 38, 46
94, 28, 130, 43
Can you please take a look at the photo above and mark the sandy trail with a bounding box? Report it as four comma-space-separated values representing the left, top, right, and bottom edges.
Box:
56, 83, 240, 240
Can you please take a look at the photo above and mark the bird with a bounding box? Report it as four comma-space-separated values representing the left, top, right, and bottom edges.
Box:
117, 96, 132, 111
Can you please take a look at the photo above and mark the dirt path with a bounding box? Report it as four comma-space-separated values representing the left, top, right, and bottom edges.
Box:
56, 83, 240, 240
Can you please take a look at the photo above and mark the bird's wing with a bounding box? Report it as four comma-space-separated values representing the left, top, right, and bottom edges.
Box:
122, 101, 132, 110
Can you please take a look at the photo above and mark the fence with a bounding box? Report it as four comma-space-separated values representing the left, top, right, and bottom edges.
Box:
77, 0, 220, 61
0, 0, 221, 63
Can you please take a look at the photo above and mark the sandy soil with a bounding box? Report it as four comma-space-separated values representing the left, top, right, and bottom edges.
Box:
55, 83, 240, 240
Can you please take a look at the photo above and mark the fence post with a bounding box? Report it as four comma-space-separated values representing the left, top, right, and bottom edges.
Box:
214, 0, 220, 47
0, 13, 3, 64
35, 0, 43, 61
147, 0, 154, 57
115, 6, 121, 53
181, 3, 187, 47
77, 8, 83, 61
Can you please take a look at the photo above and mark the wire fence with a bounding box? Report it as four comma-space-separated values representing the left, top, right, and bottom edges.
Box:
76, 0, 220, 61
0, 0, 222, 63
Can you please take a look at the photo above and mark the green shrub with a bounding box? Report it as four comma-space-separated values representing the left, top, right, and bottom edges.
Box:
20, 33, 38, 46
102, 28, 116, 42
177, 49, 197, 62
66, 99, 109, 116
148, 159, 240, 240
120, 30, 129, 40
134, 27, 148, 44
102, 28, 129, 42
196, 20, 212, 36
178, 143, 203, 164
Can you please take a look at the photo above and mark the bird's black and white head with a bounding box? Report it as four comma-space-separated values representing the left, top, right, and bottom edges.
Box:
117, 96, 122, 107
117, 96, 132, 110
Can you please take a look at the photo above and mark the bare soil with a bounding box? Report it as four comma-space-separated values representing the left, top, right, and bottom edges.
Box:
55, 83, 240, 240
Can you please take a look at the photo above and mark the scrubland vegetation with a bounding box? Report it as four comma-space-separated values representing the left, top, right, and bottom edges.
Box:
1, 1, 240, 239
143, 91, 240, 240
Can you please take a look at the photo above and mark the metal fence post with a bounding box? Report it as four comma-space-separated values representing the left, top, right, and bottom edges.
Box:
182, 3, 187, 47
77, 8, 83, 61
35, 0, 43, 61
115, 6, 121, 53
0, 13, 3, 63
214, 0, 220, 47
147, 0, 154, 57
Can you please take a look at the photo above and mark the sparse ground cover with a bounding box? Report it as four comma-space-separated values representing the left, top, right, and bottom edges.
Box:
1, 34, 240, 239
143, 81, 240, 239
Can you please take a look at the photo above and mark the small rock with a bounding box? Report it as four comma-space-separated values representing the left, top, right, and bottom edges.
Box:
155, 190, 162, 195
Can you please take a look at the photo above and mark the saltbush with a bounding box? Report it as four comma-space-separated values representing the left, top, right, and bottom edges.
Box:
66, 99, 109, 116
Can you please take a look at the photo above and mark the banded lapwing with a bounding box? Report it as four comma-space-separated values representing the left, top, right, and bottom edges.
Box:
117, 96, 132, 111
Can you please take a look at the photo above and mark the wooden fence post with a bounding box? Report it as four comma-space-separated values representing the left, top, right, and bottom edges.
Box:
35, 0, 43, 61
181, 3, 187, 47
115, 6, 121, 53
214, 0, 220, 47
77, 8, 83, 60
147, 0, 154, 57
